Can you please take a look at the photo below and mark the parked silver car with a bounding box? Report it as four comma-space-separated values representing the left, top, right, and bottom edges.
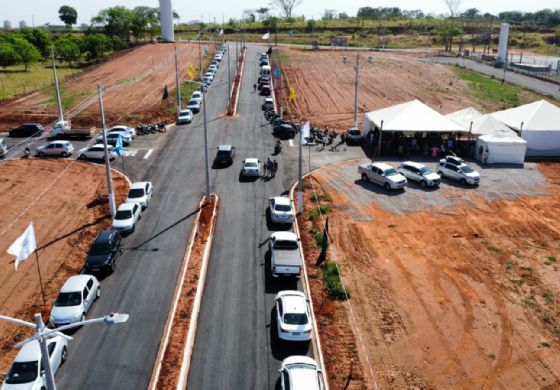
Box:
49, 275, 100, 327
36, 140, 74, 157
398, 161, 441, 188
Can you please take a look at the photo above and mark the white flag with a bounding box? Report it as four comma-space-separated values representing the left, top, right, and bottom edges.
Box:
219, 29, 224, 36
300, 121, 310, 145
262, 32, 270, 40
8, 222, 36, 270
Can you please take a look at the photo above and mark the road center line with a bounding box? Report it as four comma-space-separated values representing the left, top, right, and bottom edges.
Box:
144, 148, 154, 159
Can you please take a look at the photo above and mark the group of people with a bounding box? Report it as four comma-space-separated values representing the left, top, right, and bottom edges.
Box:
264, 157, 278, 179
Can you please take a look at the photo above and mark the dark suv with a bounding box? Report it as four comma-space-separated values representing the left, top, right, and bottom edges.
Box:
215, 144, 235, 164
84, 230, 123, 273
9, 123, 44, 137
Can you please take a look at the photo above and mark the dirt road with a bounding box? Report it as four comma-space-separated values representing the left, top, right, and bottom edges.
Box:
0, 159, 127, 376
305, 162, 560, 389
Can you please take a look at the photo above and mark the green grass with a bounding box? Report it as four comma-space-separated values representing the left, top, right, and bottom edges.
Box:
322, 262, 349, 300
0, 62, 80, 100
306, 204, 330, 220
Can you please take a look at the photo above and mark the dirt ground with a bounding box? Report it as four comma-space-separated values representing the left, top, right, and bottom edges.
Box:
0, 159, 128, 378
277, 48, 476, 129
0, 42, 208, 131
303, 162, 560, 389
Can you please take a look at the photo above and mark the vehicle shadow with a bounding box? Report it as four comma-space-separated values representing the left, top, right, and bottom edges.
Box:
264, 250, 298, 294
269, 308, 311, 360
405, 181, 440, 192
353, 179, 405, 196
438, 177, 479, 189
212, 160, 232, 169
239, 173, 260, 182
36, 215, 110, 251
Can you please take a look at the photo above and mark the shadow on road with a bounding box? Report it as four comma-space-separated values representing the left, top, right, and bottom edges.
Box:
354, 179, 405, 196
269, 308, 311, 360
264, 250, 298, 294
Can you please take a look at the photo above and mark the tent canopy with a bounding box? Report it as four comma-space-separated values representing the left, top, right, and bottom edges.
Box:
469, 114, 514, 136
478, 129, 527, 144
445, 107, 483, 129
476, 129, 527, 164
363, 99, 466, 133
491, 100, 560, 131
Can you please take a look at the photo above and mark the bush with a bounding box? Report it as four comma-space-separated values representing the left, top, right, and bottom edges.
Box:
310, 228, 323, 247
306, 205, 330, 220
322, 262, 349, 300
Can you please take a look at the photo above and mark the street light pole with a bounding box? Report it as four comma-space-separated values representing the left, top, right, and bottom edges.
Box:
353, 54, 360, 129
174, 46, 181, 120
36, 314, 57, 390
51, 49, 64, 122
97, 83, 116, 218
199, 37, 211, 202
227, 44, 232, 110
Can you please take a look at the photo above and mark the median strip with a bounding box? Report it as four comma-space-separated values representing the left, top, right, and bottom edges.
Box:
149, 195, 219, 390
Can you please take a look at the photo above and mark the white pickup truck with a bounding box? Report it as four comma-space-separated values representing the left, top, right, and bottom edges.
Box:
358, 162, 407, 190
269, 232, 302, 278
51, 120, 95, 139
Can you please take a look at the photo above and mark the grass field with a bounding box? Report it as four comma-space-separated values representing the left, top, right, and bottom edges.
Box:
0, 63, 80, 101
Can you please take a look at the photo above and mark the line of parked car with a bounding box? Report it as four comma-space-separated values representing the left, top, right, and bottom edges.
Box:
358, 155, 481, 191
1, 181, 154, 390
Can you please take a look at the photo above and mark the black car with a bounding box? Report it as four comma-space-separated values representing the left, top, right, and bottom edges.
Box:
84, 230, 123, 273
9, 123, 44, 137
273, 123, 296, 139
215, 144, 235, 164
260, 85, 271, 96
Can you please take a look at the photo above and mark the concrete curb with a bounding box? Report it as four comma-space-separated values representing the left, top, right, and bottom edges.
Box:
289, 180, 329, 390
231, 47, 246, 116
177, 194, 219, 389
147, 196, 205, 390
111, 166, 132, 188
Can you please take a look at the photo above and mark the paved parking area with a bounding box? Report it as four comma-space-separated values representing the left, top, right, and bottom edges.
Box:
315, 158, 549, 221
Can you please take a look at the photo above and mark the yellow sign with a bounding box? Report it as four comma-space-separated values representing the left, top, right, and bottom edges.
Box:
188, 65, 195, 79
288, 87, 296, 102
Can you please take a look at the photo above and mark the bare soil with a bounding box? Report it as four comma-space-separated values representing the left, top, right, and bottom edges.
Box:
0, 43, 206, 131
300, 163, 560, 389
0, 159, 128, 379
156, 196, 218, 389
277, 48, 475, 130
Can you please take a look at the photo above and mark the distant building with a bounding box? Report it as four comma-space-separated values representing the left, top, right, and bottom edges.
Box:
3, 20, 12, 30
19, 20, 27, 29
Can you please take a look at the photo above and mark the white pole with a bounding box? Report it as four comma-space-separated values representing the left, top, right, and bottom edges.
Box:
35, 314, 57, 390
174, 46, 181, 120
51, 49, 64, 122
353, 54, 360, 129
227, 44, 231, 110
199, 37, 211, 202
298, 125, 303, 214
97, 84, 116, 217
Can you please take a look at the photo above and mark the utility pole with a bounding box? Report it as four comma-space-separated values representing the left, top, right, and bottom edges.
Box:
199, 36, 211, 202
36, 314, 56, 390
227, 43, 232, 110
51, 49, 64, 122
353, 54, 360, 129
174, 46, 181, 120
97, 84, 116, 218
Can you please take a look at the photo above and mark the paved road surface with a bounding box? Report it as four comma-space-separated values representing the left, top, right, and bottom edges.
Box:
425, 57, 560, 100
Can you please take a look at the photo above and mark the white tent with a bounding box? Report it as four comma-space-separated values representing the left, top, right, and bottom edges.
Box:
363, 99, 466, 136
492, 100, 560, 157
475, 129, 527, 164
445, 107, 483, 130
469, 114, 514, 136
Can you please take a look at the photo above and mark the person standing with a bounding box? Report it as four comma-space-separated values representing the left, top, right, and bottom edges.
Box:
273, 160, 278, 177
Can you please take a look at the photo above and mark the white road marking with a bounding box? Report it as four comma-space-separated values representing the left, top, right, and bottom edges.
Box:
144, 148, 154, 159
124, 149, 138, 157
288, 139, 294, 147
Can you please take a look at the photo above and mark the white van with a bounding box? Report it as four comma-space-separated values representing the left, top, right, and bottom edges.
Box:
260, 65, 271, 78
0, 138, 7, 158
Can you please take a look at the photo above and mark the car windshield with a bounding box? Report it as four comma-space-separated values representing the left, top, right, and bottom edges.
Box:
55, 291, 82, 307
115, 210, 132, 220
385, 168, 399, 176
284, 313, 308, 325
128, 188, 145, 198
461, 166, 474, 173
275, 204, 292, 212
275, 240, 298, 249
5, 361, 38, 384
245, 162, 257, 168
420, 167, 433, 175
188, 100, 197, 105
349, 130, 361, 135
88, 242, 111, 255
217, 151, 231, 157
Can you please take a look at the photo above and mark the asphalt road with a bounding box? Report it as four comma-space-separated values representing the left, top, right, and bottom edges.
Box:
55, 45, 236, 389
425, 57, 560, 100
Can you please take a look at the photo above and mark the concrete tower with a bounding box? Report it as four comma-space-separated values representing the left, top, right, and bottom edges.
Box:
496, 23, 510, 67
159, 0, 174, 42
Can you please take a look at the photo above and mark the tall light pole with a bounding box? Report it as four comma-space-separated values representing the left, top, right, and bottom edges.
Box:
227, 43, 232, 111
0, 312, 129, 390
174, 46, 181, 120
51, 49, 64, 123
198, 36, 211, 202
97, 83, 116, 217
353, 54, 360, 129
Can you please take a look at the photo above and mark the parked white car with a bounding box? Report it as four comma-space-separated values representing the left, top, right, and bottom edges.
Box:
208, 64, 218, 73
78, 144, 117, 161
112, 203, 141, 233
437, 159, 480, 185
191, 91, 204, 104
204, 72, 214, 81
241, 158, 261, 177
177, 109, 193, 125
279, 356, 324, 390
108, 125, 136, 138
49, 275, 100, 327
358, 162, 407, 190
125, 181, 154, 209
269, 196, 295, 224
95, 132, 132, 146
275, 290, 312, 342
36, 140, 74, 157
398, 161, 441, 188
2, 336, 68, 390
214, 53, 223, 62
188, 99, 201, 113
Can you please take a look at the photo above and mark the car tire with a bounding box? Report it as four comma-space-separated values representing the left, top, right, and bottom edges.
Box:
61, 152, 68, 157
38, 151, 45, 157
96, 286, 101, 299
361, 173, 368, 181
437, 171, 443, 177
78, 154, 85, 160
460, 178, 467, 185
420, 180, 427, 188
384, 183, 391, 191
61, 346, 68, 364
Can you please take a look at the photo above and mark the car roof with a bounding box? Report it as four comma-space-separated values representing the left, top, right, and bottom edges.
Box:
49, 140, 70, 145
192, 91, 201, 95
94, 229, 115, 244
179, 109, 192, 115
117, 203, 136, 211
278, 291, 307, 313
90, 143, 109, 149
61, 275, 94, 292
401, 161, 425, 169
22, 123, 42, 127
264, 97, 274, 102
245, 157, 259, 164
372, 162, 395, 170
15, 340, 42, 362
218, 144, 232, 151
130, 181, 150, 189
271, 196, 290, 206
272, 231, 298, 241
109, 125, 129, 130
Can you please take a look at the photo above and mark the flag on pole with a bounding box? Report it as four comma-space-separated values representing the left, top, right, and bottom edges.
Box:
114, 133, 124, 157
219, 29, 224, 36
262, 32, 270, 40
316, 217, 329, 266
274, 67, 280, 79
301, 121, 310, 145
288, 87, 296, 102
8, 222, 36, 270
188, 65, 195, 78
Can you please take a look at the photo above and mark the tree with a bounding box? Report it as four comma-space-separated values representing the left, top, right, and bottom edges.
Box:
83, 33, 110, 61
438, 22, 462, 50
19, 28, 52, 58
271, 0, 302, 19
256, 8, 270, 21
54, 34, 81, 67
322, 9, 337, 20
12, 37, 41, 70
462, 8, 480, 19
59, 5, 78, 26
0, 43, 20, 68
91, 6, 134, 42
443, 0, 462, 17
131, 6, 159, 42
338, 12, 349, 20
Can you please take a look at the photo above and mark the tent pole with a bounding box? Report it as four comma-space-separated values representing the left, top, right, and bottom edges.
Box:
376, 120, 384, 160
468, 121, 473, 157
